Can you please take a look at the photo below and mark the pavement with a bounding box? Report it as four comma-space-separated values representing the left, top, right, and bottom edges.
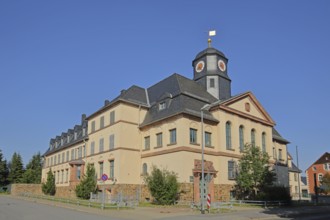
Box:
7, 195, 330, 220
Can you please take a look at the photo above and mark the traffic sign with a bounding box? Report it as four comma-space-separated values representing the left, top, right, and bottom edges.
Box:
101, 174, 108, 181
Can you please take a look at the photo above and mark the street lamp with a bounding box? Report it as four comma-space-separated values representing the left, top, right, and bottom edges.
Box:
200, 104, 210, 214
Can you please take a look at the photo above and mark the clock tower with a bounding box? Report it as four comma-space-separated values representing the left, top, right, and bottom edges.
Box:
192, 39, 231, 100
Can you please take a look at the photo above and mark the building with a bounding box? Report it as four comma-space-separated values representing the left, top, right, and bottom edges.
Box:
306, 152, 330, 195
42, 39, 290, 202
287, 153, 302, 200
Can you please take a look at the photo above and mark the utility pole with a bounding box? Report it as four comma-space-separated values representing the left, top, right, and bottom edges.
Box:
296, 146, 301, 201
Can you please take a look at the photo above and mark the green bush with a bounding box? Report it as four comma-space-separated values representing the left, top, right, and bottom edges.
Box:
75, 164, 97, 199
144, 166, 179, 205
256, 185, 291, 202
42, 169, 56, 196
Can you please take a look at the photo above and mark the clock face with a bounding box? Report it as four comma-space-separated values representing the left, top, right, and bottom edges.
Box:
218, 59, 226, 72
195, 61, 205, 73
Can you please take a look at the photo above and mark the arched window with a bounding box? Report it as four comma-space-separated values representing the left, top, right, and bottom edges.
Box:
226, 121, 232, 150
262, 132, 266, 152
239, 125, 244, 152
251, 129, 256, 146
142, 163, 148, 175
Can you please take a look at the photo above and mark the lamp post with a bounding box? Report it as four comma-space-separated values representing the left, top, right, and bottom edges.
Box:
200, 104, 210, 214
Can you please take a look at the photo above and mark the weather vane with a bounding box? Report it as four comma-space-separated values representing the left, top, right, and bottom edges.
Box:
208, 30, 216, 47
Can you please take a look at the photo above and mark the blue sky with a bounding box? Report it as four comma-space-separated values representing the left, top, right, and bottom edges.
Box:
0, 1, 329, 173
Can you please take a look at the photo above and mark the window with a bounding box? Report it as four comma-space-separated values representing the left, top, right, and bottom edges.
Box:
142, 163, 148, 175
99, 162, 104, 178
100, 116, 104, 129
66, 151, 69, 162
209, 78, 215, 88
205, 132, 212, 147
67, 135, 70, 143
169, 129, 177, 144
262, 132, 266, 152
313, 166, 317, 171
294, 173, 298, 182
110, 111, 115, 125
144, 136, 150, 150
99, 138, 104, 152
83, 145, 86, 157
318, 173, 323, 181
278, 149, 283, 161
74, 132, 77, 140
109, 160, 114, 179
156, 133, 163, 147
82, 128, 86, 136
239, 125, 244, 152
58, 154, 60, 164
61, 170, 64, 183
226, 121, 232, 149
90, 141, 95, 155
251, 129, 256, 146
71, 149, 74, 160
78, 146, 82, 159
65, 169, 69, 183
159, 102, 166, 110
228, 160, 236, 180
190, 128, 197, 144
77, 165, 81, 180
51, 157, 53, 166
91, 121, 95, 132
61, 138, 64, 146
57, 171, 60, 184
62, 152, 65, 163
109, 134, 115, 150
324, 163, 330, 171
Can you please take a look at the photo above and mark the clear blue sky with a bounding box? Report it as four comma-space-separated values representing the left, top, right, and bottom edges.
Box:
0, 1, 329, 173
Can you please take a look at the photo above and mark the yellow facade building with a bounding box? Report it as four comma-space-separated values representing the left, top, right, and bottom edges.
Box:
42, 41, 291, 202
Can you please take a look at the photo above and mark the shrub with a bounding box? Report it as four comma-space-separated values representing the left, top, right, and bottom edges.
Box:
144, 166, 179, 205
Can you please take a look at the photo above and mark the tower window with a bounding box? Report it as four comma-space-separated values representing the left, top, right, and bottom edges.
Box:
209, 79, 215, 88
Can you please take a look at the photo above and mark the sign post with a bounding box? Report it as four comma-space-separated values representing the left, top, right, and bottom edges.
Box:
101, 174, 108, 209
207, 194, 211, 210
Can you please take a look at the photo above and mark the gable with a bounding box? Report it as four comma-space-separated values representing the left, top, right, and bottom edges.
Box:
217, 92, 275, 126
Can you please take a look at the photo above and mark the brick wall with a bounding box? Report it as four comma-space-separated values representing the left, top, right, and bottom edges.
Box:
10, 183, 232, 202
10, 184, 43, 196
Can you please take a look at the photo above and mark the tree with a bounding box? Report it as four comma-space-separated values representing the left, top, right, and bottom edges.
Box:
235, 144, 275, 199
75, 164, 97, 199
42, 169, 56, 195
8, 152, 24, 183
144, 166, 179, 205
320, 173, 330, 195
0, 149, 9, 186
21, 152, 42, 183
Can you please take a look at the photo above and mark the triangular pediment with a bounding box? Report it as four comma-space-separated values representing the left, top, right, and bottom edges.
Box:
217, 92, 275, 126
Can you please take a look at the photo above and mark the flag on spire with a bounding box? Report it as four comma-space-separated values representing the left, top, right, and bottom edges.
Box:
209, 30, 216, 36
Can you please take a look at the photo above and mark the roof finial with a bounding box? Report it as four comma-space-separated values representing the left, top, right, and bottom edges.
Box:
208, 30, 216, 47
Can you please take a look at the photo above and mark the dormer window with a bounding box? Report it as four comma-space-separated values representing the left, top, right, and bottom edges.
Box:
159, 102, 166, 111
67, 135, 70, 143
61, 139, 64, 145
74, 132, 77, 140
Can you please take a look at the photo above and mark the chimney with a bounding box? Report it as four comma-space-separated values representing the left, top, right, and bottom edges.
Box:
81, 114, 86, 123
104, 100, 110, 106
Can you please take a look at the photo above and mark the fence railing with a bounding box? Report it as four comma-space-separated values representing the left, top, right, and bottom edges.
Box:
18, 192, 137, 209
